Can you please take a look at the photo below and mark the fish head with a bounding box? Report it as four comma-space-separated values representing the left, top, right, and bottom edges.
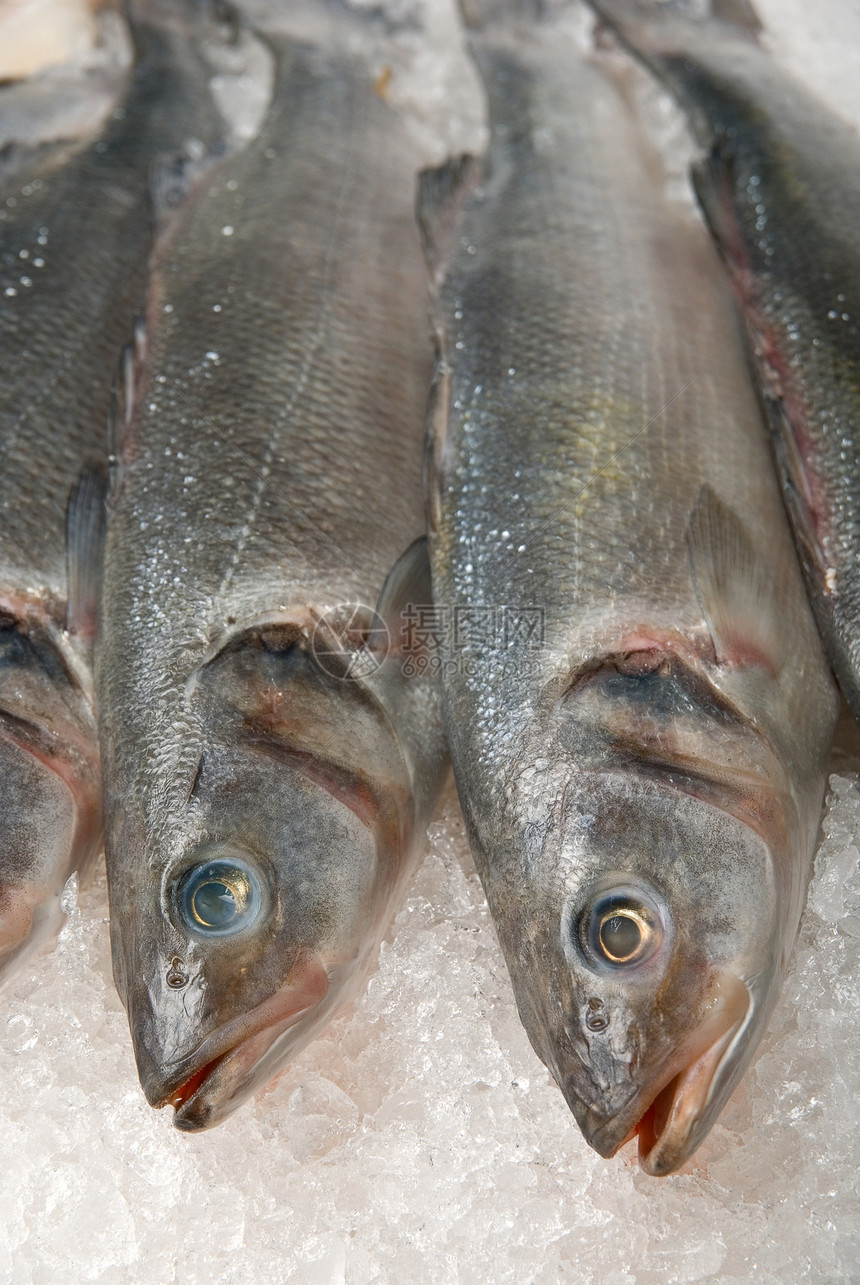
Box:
0, 615, 101, 984
482, 661, 795, 1175
108, 610, 439, 1131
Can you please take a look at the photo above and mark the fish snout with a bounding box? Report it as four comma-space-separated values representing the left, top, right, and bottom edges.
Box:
559, 1024, 643, 1158
573, 971, 753, 1172
137, 951, 331, 1129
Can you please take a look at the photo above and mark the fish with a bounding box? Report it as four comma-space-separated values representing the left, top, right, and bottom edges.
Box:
0, 0, 229, 986
418, 0, 838, 1174
97, 0, 447, 1131
583, 0, 860, 725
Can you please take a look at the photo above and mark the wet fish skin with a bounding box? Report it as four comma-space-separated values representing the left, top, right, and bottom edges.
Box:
586, 0, 860, 721
98, 9, 446, 1130
420, 3, 837, 1173
0, 0, 228, 984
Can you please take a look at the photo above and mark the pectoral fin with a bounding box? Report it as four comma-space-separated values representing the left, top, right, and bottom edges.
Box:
375, 537, 434, 661
65, 462, 108, 644
687, 485, 788, 676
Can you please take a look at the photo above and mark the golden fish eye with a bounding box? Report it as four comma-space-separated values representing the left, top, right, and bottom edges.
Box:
597, 907, 653, 963
191, 874, 248, 927
179, 857, 262, 936
579, 888, 664, 970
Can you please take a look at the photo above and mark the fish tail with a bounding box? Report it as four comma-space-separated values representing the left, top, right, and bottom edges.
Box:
123, 0, 238, 37
115, 0, 234, 231
118, 0, 236, 106
460, 0, 548, 30
710, 0, 762, 34
583, 0, 762, 59
239, 0, 419, 52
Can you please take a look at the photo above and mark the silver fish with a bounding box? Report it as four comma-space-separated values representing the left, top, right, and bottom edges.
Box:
586, 0, 860, 723
419, 0, 837, 1174
0, 0, 226, 984
97, 3, 446, 1131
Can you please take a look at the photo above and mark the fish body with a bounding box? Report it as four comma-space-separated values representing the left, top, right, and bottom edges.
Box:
98, 8, 446, 1131
0, 1, 226, 983
420, 2, 837, 1173
586, 0, 860, 721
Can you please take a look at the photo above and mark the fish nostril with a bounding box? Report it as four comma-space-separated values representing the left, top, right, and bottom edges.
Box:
585, 996, 609, 1032
166, 956, 188, 988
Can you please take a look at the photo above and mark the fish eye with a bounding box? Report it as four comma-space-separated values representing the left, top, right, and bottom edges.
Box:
178, 857, 262, 937
579, 888, 664, 969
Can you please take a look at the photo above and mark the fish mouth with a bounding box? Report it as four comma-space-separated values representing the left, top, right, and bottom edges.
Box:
148, 952, 330, 1131
584, 972, 753, 1175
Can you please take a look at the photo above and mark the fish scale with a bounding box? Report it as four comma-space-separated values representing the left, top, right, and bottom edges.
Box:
422, 2, 837, 1174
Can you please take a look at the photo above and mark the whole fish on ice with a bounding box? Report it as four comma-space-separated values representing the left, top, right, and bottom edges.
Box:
419, 0, 837, 1173
98, 0, 446, 1130
0, 0, 226, 985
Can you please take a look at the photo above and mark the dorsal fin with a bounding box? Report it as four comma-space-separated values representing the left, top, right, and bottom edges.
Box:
107, 317, 147, 471
687, 485, 787, 676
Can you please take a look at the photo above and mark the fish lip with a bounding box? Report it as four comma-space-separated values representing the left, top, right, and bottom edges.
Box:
579, 972, 753, 1172
144, 952, 330, 1127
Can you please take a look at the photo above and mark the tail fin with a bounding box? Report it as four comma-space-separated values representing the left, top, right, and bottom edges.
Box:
460, 0, 552, 32
584, 0, 761, 58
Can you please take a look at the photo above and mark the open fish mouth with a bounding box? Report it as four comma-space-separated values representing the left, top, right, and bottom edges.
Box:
584, 972, 753, 1175
148, 952, 330, 1131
